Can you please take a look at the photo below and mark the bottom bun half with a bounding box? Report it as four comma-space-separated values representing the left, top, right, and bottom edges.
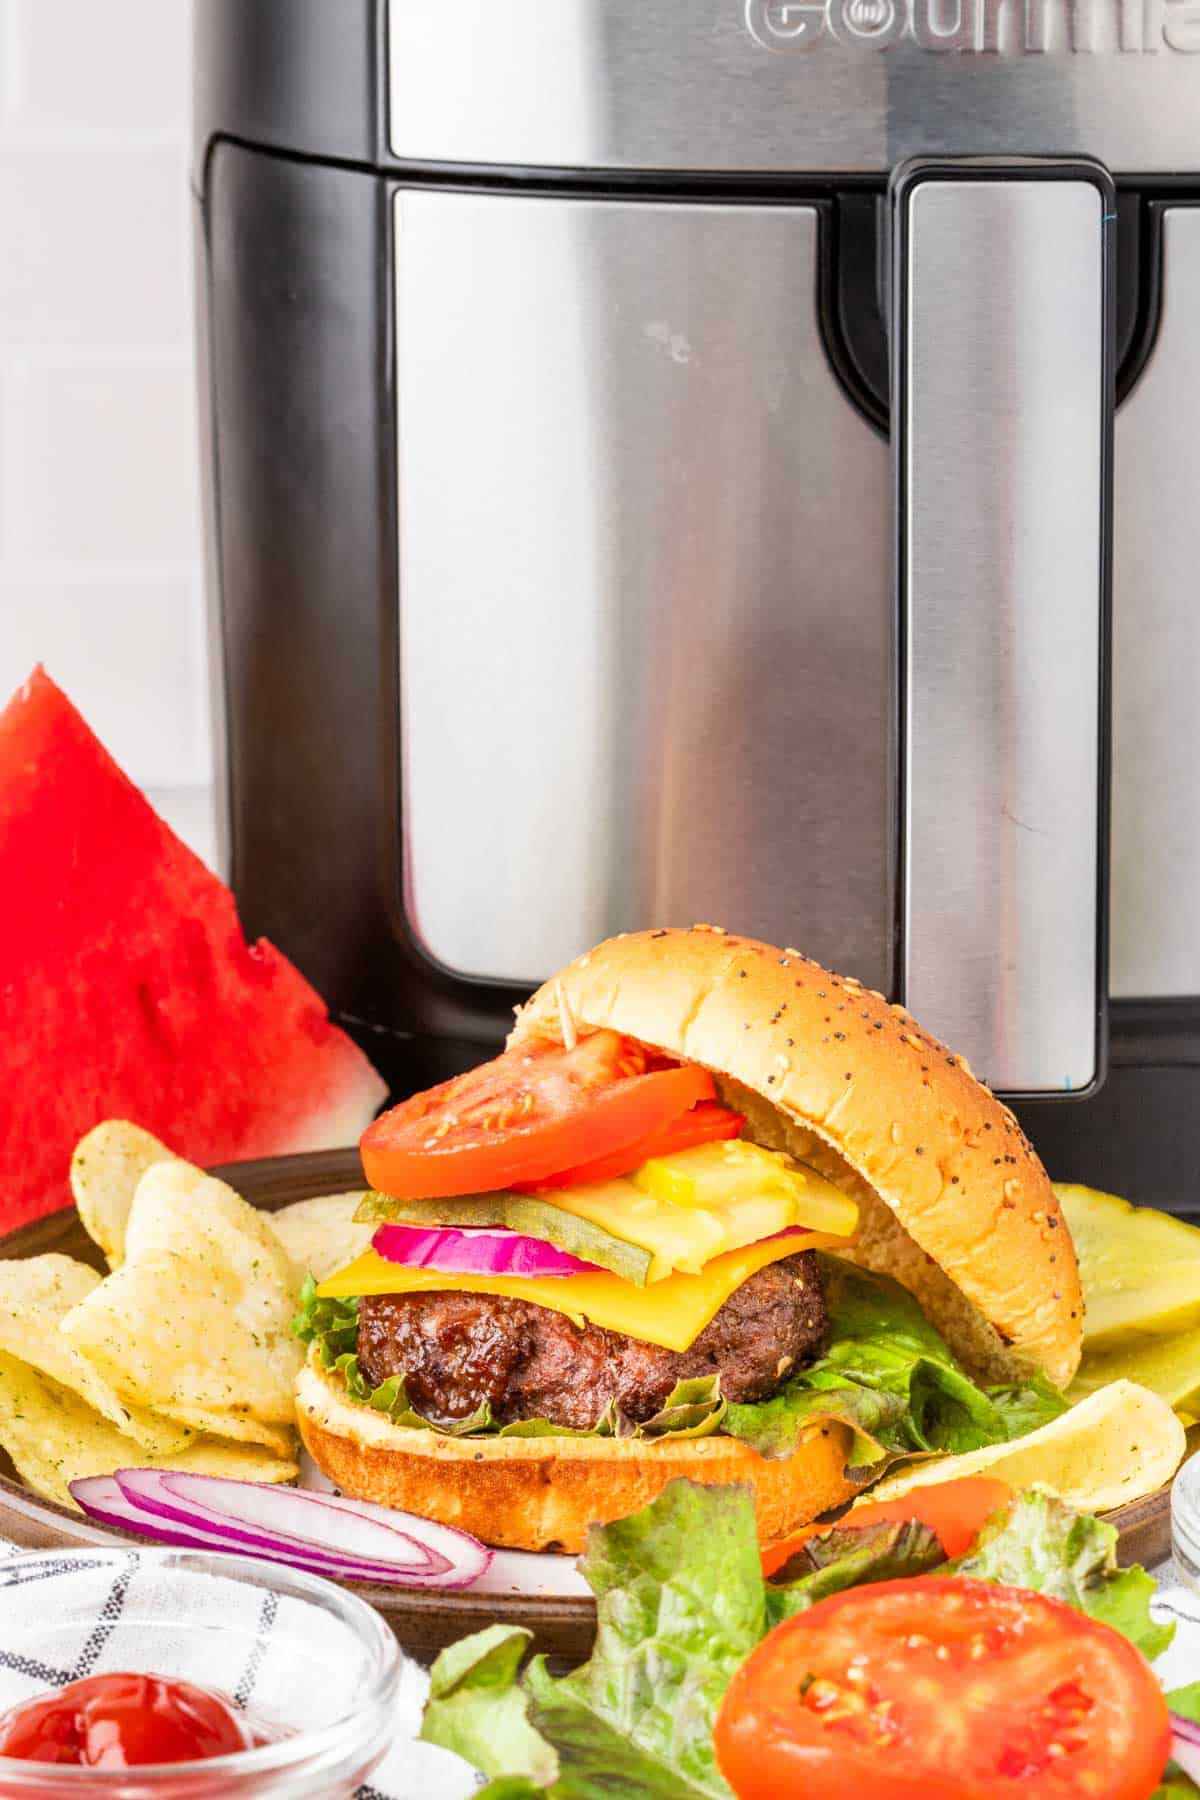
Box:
295, 1356, 858, 1554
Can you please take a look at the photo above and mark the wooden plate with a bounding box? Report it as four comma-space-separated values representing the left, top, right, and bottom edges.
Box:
0, 1150, 1174, 1667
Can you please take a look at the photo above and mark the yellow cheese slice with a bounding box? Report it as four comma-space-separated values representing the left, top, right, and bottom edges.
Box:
317, 1232, 835, 1353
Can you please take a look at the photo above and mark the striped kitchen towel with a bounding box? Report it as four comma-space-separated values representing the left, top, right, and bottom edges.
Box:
0, 1543, 478, 1799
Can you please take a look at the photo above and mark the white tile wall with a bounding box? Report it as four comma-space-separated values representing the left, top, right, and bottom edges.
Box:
0, 0, 216, 868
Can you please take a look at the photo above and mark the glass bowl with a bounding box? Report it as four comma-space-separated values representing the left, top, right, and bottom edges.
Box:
0, 1548, 401, 1798
1173, 1450, 1200, 1594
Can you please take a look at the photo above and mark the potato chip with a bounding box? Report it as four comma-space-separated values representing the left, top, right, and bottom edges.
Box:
70, 1121, 179, 1268
122, 1160, 292, 1287
62, 1162, 302, 1427
271, 1192, 373, 1284
0, 1350, 296, 1511
0, 1257, 192, 1455
62, 1246, 301, 1428
151, 1402, 296, 1460
856, 1379, 1185, 1516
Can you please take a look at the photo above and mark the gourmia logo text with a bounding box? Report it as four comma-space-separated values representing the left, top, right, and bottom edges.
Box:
746, 0, 1200, 51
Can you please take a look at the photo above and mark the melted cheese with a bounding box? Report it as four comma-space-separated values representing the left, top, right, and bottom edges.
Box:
317, 1232, 835, 1352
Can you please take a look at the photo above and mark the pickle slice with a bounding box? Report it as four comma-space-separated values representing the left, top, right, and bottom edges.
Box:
1055, 1182, 1200, 1348
1068, 1325, 1200, 1416
354, 1190, 654, 1286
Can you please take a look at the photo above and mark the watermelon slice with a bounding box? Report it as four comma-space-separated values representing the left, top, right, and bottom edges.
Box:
0, 667, 387, 1231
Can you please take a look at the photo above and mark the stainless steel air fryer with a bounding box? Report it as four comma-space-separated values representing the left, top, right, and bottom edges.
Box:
194, 0, 1200, 1208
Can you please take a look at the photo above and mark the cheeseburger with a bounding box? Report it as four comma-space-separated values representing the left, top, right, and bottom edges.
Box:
295, 927, 1081, 1552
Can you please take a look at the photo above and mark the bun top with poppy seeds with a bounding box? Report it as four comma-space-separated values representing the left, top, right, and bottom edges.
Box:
510, 926, 1082, 1390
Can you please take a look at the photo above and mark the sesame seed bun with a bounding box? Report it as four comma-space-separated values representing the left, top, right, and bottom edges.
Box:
512, 926, 1081, 1391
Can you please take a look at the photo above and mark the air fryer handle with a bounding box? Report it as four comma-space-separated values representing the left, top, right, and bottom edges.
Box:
892, 158, 1114, 1098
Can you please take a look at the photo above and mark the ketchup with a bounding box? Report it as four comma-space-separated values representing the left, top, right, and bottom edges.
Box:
0, 1673, 253, 1768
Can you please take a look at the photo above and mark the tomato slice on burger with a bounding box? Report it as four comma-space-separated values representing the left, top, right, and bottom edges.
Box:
761, 1477, 1015, 1576
361, 1030, 717, 1199
514, 1099, 745, 1192
714, 1576, 1170, 1800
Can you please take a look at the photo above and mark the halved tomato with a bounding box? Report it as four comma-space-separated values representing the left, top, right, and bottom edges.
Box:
361, 1030, 716, 1199
714, 1576, 1170, 1800
760, 1477, 1014, 1577
514, 1100, 745, 1192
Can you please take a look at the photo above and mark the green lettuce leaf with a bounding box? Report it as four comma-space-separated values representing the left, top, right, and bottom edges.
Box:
1158, 1691, 1200, 1800
421, 1481, 760, 1796
951, 1487, 1175, 1661
421, 1625, 558, 1786
292, 1276, 358, 1362
556, 1479, 764, 1795
1155, 1781, 1200, 1800
725, 1257, 1067, 1472
1168, 1683, 1200, 1724
525, 1657, 721, 1799
764, 1517, 944, 1627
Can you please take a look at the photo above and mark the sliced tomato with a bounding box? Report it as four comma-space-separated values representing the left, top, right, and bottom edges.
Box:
714, 1576, 1170, 1800
361, 1029, 716, 1199
760, 1477, 1014, 1577
514, 1100, 745, 1192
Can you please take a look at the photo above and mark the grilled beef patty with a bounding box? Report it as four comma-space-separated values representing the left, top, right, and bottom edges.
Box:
355, 1250, 827, 1430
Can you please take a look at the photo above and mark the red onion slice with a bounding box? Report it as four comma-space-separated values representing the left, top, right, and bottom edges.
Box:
116, 1469, 448, 1575
70, 1470, 492, 1590
70, 1477, 406, 1583
1172, 1713, 1200, 1783
372, 1221, 602, 1277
